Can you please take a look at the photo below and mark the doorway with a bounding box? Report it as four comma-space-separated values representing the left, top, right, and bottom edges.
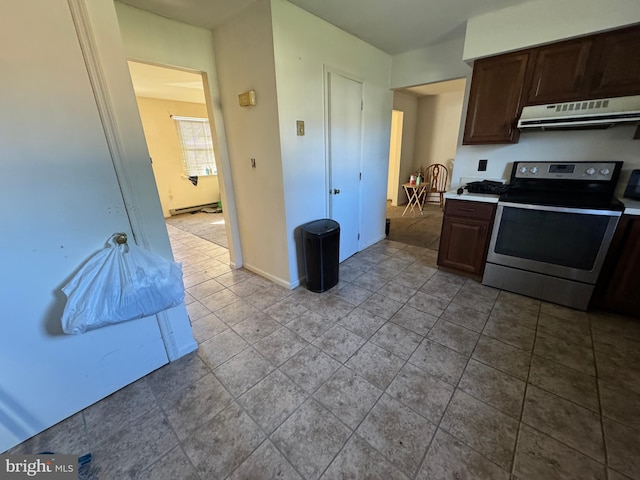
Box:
326, 69, 363, 262
386, 78, 467, 249
127, 61, 229, 250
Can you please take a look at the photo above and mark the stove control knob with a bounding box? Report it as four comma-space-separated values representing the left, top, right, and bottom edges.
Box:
600, 168, 610, 175
519, 166, 528, 174
530, 166, 539, 174
585, 167, 596, 175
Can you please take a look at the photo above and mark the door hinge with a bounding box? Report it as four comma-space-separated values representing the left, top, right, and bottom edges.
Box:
361, 100, 363, 110
359, 172, 362, 180
357, 233, 360, 240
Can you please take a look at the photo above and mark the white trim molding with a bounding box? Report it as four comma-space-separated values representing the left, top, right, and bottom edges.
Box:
67, 0, 194, 361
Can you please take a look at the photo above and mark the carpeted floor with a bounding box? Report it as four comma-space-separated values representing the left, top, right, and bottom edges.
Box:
165, 202, 444, 252
385, 201, 444, 250
165, 211, 228, 248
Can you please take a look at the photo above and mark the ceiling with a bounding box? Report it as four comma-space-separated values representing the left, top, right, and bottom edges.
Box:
122, 0, 517, 101
128, 61, 206, 104
398, 78, 467, 97
127, 59, 466, 104
119, 0, 537, 55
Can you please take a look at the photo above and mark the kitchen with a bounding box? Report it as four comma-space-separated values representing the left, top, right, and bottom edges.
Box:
438, 24, 640, 317
4, 2, 638, 478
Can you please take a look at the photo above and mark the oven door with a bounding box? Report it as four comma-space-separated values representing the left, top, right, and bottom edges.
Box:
486, 202, 621, 284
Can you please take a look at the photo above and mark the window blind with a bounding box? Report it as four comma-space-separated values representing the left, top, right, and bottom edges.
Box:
172, 116, 217, 176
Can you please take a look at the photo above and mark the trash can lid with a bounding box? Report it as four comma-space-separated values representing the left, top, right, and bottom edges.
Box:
301, 219, 340, 235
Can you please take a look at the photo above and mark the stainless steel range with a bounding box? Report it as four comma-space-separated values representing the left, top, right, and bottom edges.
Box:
482, 161, 624, 310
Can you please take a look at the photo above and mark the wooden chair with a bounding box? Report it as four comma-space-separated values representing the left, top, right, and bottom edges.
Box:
423, 163, 449, 208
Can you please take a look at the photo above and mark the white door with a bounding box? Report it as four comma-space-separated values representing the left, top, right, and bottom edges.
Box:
327, 71, 363, 262
0, 1, 168, 451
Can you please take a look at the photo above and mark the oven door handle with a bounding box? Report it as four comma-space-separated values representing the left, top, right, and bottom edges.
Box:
498, 201, 623, 217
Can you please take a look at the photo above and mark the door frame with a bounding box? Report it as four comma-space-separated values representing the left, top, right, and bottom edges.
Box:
323, 64, 365, 256
70, 0, 198, 360
125, 59, 235, 249
388, 109, 404, 206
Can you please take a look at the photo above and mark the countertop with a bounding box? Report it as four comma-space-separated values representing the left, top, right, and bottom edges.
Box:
444, 189, 500, 204
444, 190, 640, 214
621, 198, 640, 216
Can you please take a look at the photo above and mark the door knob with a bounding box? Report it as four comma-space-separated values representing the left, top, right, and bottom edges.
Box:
333, 189, 340, 194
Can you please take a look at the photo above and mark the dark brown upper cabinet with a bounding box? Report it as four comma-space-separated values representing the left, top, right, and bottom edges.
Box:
463, 24, 640, 145
463, 51, 532, 145
527, 38, 593, 104
587, 26, 640, 98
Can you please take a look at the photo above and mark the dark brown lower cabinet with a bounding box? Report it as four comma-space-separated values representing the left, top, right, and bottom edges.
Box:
437, 199, 496, 277
592, 215, 640, 317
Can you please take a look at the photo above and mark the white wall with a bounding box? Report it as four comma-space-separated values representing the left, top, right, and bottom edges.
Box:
115, 2, 242, 267
464, 0, 640, 60
136, 97, 221, 217
392, 91, 419, 204
454, 126, 640, 195
391, 35, 470, 89
212, 0, 290, 285
270, 0, 393, 283
413, 90, 464, 188
0, 0, 196, 451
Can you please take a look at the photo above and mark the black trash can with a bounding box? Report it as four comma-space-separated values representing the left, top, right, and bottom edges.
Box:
301, 219, 340, 293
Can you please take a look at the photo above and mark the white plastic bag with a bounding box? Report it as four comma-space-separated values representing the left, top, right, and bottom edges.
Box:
61, 236, 185, 334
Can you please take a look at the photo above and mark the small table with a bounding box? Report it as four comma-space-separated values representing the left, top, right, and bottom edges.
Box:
402, 182, 428, 216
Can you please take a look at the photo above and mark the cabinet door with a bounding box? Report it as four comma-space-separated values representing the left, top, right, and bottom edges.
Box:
438, 216, 491, 275
463, 52, 531, 144
528, 39, 592, 104
588, 26, 640, 98
595, 216, 640, 317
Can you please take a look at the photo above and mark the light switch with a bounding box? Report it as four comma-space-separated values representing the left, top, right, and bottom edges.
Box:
296, 120, 305, 136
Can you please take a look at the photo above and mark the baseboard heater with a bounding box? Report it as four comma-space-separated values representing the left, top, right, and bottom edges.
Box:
169, 203, 218, 215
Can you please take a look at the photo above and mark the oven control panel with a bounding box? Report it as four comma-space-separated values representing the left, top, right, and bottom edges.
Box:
513, 162, 618, 181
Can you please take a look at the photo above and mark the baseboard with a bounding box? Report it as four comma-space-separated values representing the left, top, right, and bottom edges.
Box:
243, 263, 293, 289
176, 340, 198, 359
169, 203, 217, 216
361, 234, 386, 250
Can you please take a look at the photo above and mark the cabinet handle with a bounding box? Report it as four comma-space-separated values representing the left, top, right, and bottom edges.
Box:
459, 208, 476, 212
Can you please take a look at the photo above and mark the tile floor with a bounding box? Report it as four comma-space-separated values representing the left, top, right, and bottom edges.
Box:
7, 224, 640, 480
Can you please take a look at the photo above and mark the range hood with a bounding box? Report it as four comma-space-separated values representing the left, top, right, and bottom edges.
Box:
518, 95, 640, 130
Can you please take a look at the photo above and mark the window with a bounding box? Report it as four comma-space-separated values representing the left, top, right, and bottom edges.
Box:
172, 116, 217, 176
